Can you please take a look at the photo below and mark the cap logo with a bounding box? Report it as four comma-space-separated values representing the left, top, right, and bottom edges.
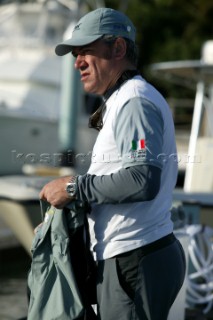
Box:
74, 23, 81, 31
127, 26, 131, 33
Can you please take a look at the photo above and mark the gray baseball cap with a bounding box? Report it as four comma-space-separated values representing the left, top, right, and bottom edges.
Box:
55, 8, 136, 56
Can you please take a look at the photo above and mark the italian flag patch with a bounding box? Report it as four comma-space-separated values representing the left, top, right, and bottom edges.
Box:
132, 139, 146, 150
129, 139, 146, 160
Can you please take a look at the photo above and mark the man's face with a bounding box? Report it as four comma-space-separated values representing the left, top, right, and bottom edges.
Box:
72, 39, 118, 95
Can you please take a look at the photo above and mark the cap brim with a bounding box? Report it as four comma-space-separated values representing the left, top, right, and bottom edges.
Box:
55, 35, 102, 56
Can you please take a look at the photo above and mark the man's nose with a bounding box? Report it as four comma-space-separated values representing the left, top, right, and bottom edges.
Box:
74, 54, 85, 69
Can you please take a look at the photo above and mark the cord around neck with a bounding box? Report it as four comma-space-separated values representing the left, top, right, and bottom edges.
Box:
88, 69, 140, 131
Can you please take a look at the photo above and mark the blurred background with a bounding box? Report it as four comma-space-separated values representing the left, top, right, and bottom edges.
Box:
0, 0, 213, 319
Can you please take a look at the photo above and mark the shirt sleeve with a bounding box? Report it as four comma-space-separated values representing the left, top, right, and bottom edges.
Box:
77, 165, 161, 205
113, 97, 164, 169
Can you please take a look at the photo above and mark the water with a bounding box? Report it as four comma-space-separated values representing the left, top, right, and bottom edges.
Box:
0, 246, 31, 320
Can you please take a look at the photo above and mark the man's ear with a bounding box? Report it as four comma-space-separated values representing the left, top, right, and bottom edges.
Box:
113, 38, 127, 59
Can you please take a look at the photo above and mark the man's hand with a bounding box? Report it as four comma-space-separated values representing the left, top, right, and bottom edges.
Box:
39, 176, 74, 209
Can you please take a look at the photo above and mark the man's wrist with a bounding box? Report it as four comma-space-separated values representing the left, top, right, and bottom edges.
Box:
65, 175, 78, 198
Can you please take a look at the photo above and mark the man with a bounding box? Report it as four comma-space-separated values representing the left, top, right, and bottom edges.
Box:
40, 7, 186, 320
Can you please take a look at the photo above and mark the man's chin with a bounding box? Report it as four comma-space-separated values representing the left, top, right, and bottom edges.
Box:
84, 85, 100, 95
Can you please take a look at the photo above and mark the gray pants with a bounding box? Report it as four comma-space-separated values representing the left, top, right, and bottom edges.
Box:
96, 234, 186, 320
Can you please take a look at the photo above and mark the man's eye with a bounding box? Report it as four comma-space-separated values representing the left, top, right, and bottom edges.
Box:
71, 51, 78, 58
71, 48, 93, 58
81, 50, 89, 55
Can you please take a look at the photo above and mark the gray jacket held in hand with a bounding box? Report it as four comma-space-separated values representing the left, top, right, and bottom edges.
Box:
27, 201, 87, 320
